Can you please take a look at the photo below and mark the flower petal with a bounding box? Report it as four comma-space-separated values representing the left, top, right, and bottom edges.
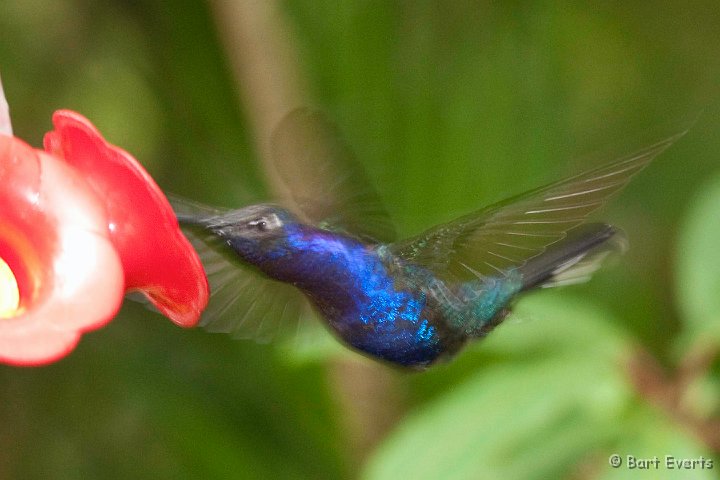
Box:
44, 110, 209, 327
36, 151, 125, 332
0, 137, 125, 365
0, 327, 80, 366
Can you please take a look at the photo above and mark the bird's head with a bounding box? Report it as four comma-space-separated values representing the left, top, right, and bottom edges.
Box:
205, 204, 299, 264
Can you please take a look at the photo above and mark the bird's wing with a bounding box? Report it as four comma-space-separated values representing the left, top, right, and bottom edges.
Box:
269, 108, 396, 243
171, 196, 313, 342
389, 133, 684, 281
167, 192, 228, 224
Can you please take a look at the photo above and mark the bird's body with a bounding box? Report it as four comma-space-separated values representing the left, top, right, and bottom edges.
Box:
195, 208, 517, 367
239, 217, 518, 367
258, 220, 456, 366
174, 109, 683, 369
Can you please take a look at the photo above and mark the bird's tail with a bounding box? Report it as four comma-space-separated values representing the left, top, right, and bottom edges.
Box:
519, 223, 626, 291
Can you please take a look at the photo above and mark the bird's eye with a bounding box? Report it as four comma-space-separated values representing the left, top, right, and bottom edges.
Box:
248, 218, 268, 231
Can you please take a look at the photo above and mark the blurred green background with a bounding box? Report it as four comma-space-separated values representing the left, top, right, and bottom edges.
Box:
1, 1, 720, 478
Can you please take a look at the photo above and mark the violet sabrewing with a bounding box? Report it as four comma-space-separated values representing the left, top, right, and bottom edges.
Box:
174, 109, 683, 369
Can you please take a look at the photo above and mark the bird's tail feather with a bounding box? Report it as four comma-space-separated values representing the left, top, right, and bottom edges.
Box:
519, 223, 626, 291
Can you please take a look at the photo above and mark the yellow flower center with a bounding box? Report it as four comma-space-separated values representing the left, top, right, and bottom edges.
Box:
0, 257, 20, 318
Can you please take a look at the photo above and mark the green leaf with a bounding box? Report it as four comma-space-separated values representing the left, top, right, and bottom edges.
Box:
676, 173, 720, 344
363, 354, 632, 480
597, 404, 717, 480
478, 291, 631, 360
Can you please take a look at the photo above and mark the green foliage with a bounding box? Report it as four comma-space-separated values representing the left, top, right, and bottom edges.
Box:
677, 173, 720, 345
1, 1, 720, 478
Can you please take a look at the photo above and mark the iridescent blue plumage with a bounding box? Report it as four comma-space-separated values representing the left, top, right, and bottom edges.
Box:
173, 109, 684, 369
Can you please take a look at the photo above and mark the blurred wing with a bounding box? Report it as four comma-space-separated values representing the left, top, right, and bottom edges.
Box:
270, 108, 396, 243
171, 195, 312, 342
390, 133, 684, 281
167, 192, 228, 223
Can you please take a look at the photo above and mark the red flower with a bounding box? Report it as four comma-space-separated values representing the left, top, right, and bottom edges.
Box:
0, 110, 208, 366
45, 111, 208, 327
0, 135, 124, 365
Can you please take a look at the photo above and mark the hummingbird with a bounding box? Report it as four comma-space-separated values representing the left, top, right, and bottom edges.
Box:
174, 109, 682, 369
